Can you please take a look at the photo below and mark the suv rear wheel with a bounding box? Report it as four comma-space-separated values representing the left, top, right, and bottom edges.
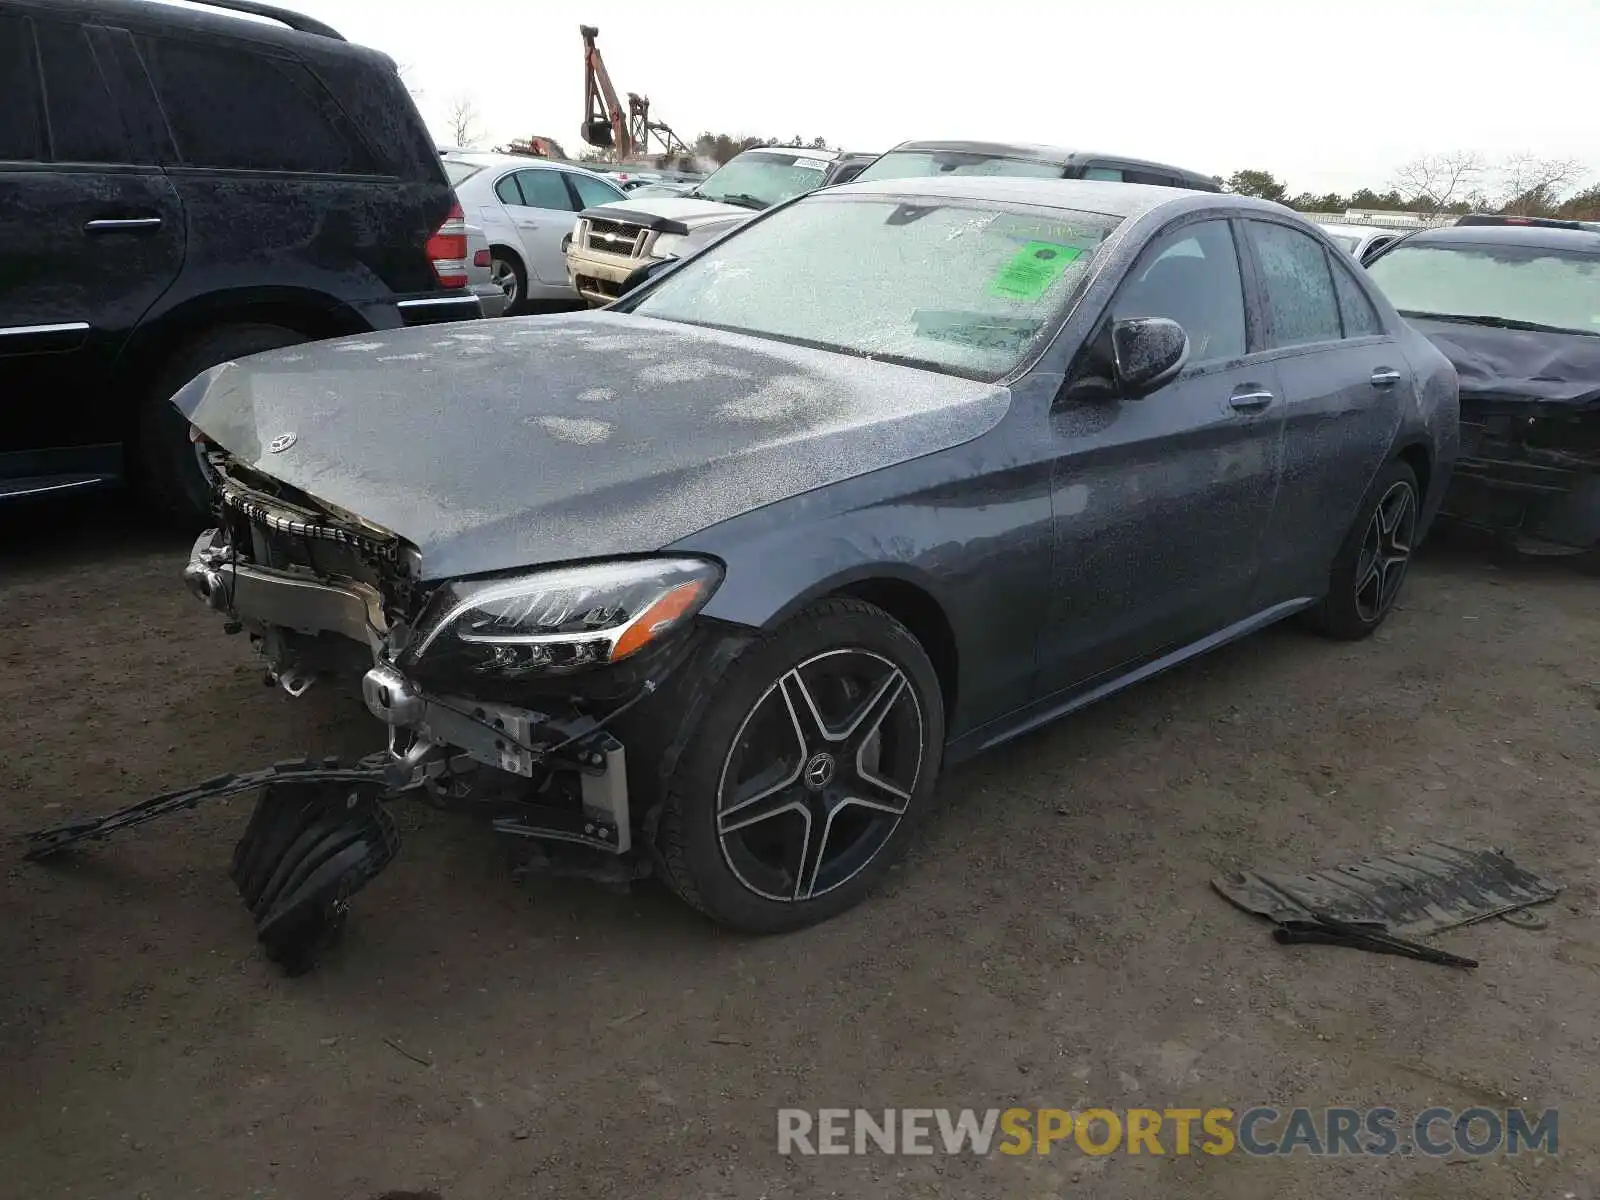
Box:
139, 323, 307, 524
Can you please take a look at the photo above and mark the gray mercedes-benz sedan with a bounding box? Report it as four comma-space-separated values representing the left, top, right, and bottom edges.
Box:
169, 176, 1458, 966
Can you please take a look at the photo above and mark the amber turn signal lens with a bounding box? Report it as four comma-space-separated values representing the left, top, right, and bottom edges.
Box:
611, 580, 707, 661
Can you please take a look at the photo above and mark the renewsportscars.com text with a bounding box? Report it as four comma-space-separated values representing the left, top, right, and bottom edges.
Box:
777, 1106, 1558, 1158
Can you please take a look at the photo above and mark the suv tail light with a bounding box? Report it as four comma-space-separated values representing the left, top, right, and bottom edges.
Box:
427, 201, 469, 288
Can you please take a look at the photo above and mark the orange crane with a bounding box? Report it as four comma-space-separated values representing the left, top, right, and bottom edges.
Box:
580, 25, 689, 161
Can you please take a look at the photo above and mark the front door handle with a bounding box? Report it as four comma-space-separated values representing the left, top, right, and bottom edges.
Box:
1370, 367, 1402, 388
1228, 387, 1275, 413
85, 217, 163, 233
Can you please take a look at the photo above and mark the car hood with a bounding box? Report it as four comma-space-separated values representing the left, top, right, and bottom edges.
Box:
174, 315, 1010, 581
1407, 316, 1600, 410
584, 196, 752, 229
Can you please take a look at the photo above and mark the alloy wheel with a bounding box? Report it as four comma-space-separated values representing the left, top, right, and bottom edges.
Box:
490, 257, 519, 306
1354, 480, 1416, 623
716, 649, 925, 903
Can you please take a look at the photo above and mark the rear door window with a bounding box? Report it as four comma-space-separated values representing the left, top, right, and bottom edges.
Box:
35, 20, 131, 164
513, 168, 576, 211
138, 36, 367, 173
1081, 166, 1124, 181
0, 15, 45, 163
1245, 220, 1343, 347
1124, 168, 1178, 187
1329, 254, 1383, 337
494, 173, 523, 205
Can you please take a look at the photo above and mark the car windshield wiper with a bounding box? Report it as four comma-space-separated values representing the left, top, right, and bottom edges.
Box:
1400, 310, 1600, 338
702, 192, 768, 211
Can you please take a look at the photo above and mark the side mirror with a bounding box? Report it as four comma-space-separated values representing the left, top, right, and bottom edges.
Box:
1110, 317, 1189, 397
619, 257, 676, 295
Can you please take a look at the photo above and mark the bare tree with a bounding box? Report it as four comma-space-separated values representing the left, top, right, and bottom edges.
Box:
1497, 153, 1585, 215
446, 94, 482, 149
1390, 152, 1485, 215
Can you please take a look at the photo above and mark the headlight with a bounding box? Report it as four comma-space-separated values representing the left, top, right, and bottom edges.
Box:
650, 233, 684, 259
406, 557, 721, 677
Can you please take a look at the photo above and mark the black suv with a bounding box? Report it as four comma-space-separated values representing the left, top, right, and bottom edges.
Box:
0, 0, 476, 520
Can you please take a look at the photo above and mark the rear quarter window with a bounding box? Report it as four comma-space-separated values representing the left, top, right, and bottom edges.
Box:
35, 20, 132, 164
0, 14, 45, 162
137, 35, 375, 174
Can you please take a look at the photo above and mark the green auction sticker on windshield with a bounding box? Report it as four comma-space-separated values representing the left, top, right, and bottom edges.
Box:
990, 242, 1082, 301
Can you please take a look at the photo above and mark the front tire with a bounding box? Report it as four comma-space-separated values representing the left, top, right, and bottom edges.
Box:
139, 323, 307, 525
1305, 459, 1420, 640
656, 599, 945, 933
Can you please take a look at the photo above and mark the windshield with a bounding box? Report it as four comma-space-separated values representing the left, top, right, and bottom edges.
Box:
1367, 242, 1600, 335
692, 151, 835, 209
626, 195, 1119, 381
855, 150, 1065, 183
442, 160, 482, 186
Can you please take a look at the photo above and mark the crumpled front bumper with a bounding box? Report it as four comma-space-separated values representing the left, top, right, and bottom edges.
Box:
183, 528, 635, 851
183, 527, 388, 656
1442, 402, 1600, 551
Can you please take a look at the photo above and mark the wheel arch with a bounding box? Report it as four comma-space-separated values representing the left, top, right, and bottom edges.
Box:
766, 569, 960, 726
1394, 438, 1432, 507
114, 286, 369, 429
488, 242, 526, 273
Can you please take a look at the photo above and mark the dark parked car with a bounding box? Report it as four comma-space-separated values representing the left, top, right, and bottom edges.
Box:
169, 177, 1455, 967
0, 0, 476, 519
1366, 222, 1599, 559
854, 140, 1221, 192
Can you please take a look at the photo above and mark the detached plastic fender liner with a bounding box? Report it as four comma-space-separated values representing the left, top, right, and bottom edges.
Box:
230, 783, 400, 975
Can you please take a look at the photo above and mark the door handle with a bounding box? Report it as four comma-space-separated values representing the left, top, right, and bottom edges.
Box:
1227, 387, 1274, 413
1369, 367, 1402, 388
85, 217, 162, 233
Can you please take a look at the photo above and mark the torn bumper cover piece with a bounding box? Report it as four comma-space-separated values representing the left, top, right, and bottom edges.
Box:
1213, 840, 1562, 965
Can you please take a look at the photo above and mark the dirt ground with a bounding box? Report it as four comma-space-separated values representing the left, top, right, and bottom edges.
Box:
1, 498, 1597, 1200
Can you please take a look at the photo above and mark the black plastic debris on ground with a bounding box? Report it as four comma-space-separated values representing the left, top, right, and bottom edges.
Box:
1213, 842, 1561, 967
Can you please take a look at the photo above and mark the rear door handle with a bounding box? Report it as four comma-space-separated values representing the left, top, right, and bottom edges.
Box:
1228, 387, 1274, 413
1370, 367, 1402, 387
85, 217, 162, 233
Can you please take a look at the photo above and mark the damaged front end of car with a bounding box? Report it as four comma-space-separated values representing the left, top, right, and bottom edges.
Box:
190, 453, 724, 849
1442, 393, 1600, 557
34, 451, 726, 973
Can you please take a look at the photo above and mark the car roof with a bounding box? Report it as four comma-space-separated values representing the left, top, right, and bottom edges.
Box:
18, 0, 379, 58
442, 151, 613, 179
1318, 223, 1396, 239
828, 174, 1268, 218
881, 139, 1217, 186
1399, 223, 1600, 253
735, 145, 843, 160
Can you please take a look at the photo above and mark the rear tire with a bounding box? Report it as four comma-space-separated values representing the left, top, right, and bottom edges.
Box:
139, 323, 307, 525
656, 599, 945, 933
1304, 459, 1420, 640
490, 249, 526, 315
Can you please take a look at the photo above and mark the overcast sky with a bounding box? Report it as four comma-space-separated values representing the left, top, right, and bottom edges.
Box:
276, 0, 1595, 196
